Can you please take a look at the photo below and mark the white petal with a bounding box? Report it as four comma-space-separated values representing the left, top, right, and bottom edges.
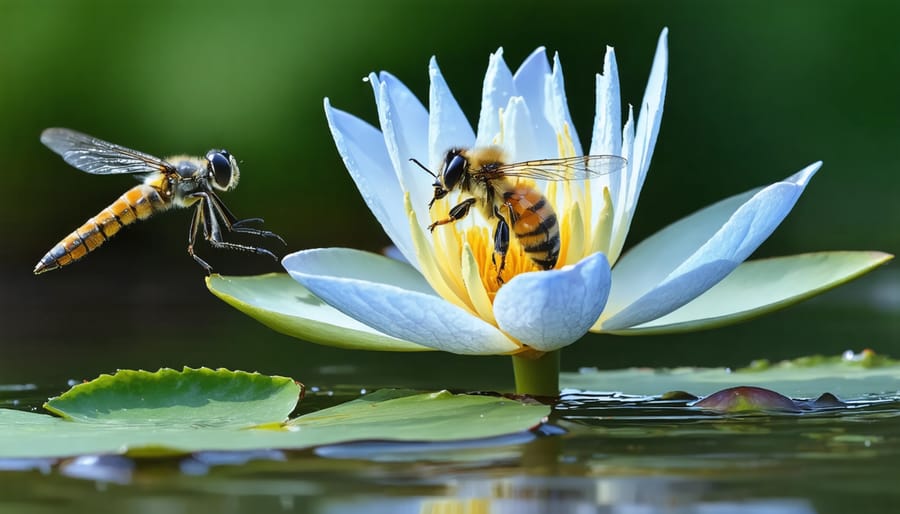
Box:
608, 105, 635, 264
609, 28, 668, 264
545, 52, 582, 156
494, 253, 611, 352
283, 248, 519, 355
500, 96, 539, 162
606, 251, 894, 334
607, 191, 758, 310
599, 163, 820, 330
370, 72, 433, 241
476, 48, 517, 147
428, 57, 476, 167
590, 46, 623, 157
207, 274, 429, 352
588, 46, 623, 237
512, 47, 557, 151
324, 100, 418, 268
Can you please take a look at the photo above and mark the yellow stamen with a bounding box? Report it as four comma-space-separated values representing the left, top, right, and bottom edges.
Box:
460, 242, 496, 324
590, 187, 614, 256
405, 193, 476, 314
558, 201, 584, 267
462, 226, 540, 301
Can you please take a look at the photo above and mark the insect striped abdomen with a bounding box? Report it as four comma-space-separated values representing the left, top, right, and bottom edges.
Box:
504, 186, 560, 270
33, 184, 167, 274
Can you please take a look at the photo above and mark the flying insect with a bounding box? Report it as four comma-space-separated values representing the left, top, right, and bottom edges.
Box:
34, 128, 283, 274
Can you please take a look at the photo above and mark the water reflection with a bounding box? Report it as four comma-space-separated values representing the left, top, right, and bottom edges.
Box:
319, 477, 818, 514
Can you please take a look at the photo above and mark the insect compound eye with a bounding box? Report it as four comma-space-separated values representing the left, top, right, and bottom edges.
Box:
441, 152, 467, 190
206, 150, 234, 189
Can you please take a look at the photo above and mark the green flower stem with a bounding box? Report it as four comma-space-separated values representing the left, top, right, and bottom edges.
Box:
512, 350, 560, 396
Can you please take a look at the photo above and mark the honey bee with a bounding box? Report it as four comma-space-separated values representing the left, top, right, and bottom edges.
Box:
34, 128, 284, 274
413, 147, 626, 284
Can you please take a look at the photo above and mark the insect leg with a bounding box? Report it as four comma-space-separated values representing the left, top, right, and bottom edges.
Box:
206, 193, 286, 245
232, 217, 264, 227
492, 205, 510, 285
191, 192, 279, 261
188, 203, 214, 273
427, 197, 477, 232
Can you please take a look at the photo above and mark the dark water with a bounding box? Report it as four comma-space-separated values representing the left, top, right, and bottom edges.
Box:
1, 253, 897, 514
2, 388, 899, 514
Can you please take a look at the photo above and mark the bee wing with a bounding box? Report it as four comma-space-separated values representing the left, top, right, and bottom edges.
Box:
41, 128, 174, 175
490, 155, 627, 181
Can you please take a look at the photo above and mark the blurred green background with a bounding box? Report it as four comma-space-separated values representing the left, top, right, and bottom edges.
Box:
1, 0, 897, 389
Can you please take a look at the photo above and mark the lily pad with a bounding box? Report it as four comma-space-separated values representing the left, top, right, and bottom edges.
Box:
206, 273, 430, 352
0, 371, 549, 458
563, 351, 900, 398
44, 367, 302, 426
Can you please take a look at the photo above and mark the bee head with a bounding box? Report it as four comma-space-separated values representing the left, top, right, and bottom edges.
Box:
425, 149, 466, 208
206, 149, 240, 191
440, 149, 467, 191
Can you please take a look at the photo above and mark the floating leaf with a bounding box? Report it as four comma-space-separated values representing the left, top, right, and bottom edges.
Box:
289, 389, 547, 441
693, 386, 799, 413
0, 381, 548, 459
44, 367, 302, 426
206, 273, 430, 352
563, 351, 900, 398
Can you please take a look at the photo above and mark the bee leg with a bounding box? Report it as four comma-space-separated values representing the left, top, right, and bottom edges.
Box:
428, 197, 477, 231
188, 203, 214, 274
502, 197, 519, 225
492, 211, 510, 286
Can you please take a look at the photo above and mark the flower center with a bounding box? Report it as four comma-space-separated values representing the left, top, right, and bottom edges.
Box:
411, 127, 613, 325
463, 226, 540, 301
427, 195, 543, 304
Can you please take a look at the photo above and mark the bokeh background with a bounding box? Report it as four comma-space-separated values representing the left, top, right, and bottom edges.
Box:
1, 0, 897, 389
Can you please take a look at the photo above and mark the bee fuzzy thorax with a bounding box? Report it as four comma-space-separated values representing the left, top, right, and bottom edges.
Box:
459, 146, 506, 170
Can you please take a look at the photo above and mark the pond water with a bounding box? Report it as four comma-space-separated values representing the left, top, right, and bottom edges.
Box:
1, 269, 897, 513
2, 386, 899, 514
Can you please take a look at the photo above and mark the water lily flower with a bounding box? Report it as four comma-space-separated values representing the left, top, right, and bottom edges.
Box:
207, 29, 891, 395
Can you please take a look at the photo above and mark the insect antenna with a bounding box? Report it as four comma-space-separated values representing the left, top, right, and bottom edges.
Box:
409, 158, 437, 178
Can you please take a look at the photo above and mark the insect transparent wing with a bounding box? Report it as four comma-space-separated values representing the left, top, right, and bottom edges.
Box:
491, 155, 627, 181
40, 128, 173, 175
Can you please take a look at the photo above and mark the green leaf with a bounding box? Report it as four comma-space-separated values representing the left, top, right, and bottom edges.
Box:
0, 387, 548, 458
43, 367, 302, 426
606, 251, 893, 335
562, 352, 900, 398
290, 389, 547, 441
206, 273, 430, 352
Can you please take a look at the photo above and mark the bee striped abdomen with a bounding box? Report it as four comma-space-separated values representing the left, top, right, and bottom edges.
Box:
33, 184, 167, 274
504, 186, 560, 270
